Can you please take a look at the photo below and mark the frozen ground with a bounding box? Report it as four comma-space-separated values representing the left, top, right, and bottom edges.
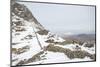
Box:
27, 51, 92, 65
11, 1, 95, 66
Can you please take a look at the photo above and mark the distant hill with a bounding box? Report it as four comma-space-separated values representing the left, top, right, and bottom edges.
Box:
61, 33, 95, 43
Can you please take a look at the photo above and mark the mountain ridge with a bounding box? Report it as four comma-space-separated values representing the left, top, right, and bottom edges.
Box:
11, 1, 95, 66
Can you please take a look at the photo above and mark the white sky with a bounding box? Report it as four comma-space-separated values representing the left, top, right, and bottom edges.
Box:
18, 1, 95, 34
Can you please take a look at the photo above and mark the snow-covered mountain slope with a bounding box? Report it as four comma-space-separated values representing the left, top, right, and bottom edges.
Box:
11, 1, 95, 66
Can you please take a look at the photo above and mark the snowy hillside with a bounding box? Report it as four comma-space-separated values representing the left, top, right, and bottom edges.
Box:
11, 1, 95, 66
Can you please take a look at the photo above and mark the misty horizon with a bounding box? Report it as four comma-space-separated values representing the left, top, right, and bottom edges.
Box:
18, 2, 95, 35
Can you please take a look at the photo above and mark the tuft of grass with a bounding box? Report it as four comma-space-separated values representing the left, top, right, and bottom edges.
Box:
17, 51, 44, 65
12, 45, 30, 54
46, 44, 95, 60
66, 51, 87, 59
45, 39, 54, 43
12, 48, 17, 54
45, 40, 74, 45
59, 40, 73, 45
12, 43, 20, 45
46, 44, 69, 53
15, 26, 26, 32
16, 44, 95, 65
37, 30, 48, 35
84, 43, 94, 48
55, 40, 80, 45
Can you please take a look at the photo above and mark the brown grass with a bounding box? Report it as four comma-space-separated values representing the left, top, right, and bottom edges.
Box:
12, 45, 30, 54
46, 44, 95, 60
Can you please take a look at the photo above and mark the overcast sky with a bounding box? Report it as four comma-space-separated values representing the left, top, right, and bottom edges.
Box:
18, 1, 95, 35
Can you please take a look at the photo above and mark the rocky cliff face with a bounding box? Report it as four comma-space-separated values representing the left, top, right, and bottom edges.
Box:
11, 1, 95, 66
12, 0, 48, 31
